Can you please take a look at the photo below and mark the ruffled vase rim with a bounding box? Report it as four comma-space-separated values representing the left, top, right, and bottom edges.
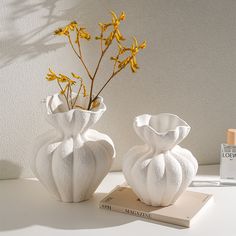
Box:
134, 113, 190, 136
46, 93, 106, 116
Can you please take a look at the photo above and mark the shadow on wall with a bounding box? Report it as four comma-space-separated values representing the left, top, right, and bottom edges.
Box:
0, 0, 63, 68
0, 0, 116, 69
0, 160, 22, 179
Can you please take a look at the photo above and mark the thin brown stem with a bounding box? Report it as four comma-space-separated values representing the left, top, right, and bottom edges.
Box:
88, 78, 95, 110
100, 39, 103, 52
92, 44, 109, 80
75, 104, 85, 109
87, 33, 115, 110
68, 35, 93, 80
72, 82, 83, 109
112, 56, 119, 74
87, 49, 105, 110
57, 79, 70, 110
100, 32, 103, 52
69, 83, 73, 108
91, 66, 124, 104
66, 83, 69, 104
77, 36, 83, 57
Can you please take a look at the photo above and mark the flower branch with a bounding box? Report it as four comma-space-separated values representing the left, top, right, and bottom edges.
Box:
46, 11, 146, 111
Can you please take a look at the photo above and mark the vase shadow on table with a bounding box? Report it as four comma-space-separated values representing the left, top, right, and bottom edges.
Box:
0, 179, 184, 231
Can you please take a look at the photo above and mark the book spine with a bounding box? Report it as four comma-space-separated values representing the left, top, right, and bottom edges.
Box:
99, 202, 152, 220
99, 202, 189, 227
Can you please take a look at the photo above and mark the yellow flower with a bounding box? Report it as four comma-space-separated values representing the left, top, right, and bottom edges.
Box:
55, 26, 71, 36
110, 11, 125, 42
82, 84, 87, 97
54, 28, 68, 36
139, 40, 147, 49
60, 84, 69, 94
98, 23, 111, 32
46, 69, 77, 85
130, 56, 139, 72
54, 21, 79, 36
91, 98, 100, 109
71, 72, 87, 97
110, 56, 119, 61
117, 43, 125, 54
96, 11, 125, 45
46, 68, 58, 81
75, 27, 91, 43
71, 72, 81, 79
105, 31, 114, 46
78, 28, 91, 40
55, 21, 91, 43
116, 37, 146, 73
70, 80, 76, 85
114, 29, 125, 42
58, 74, 70, 83
118, 57, 131, 68
119, 11, 126, 21
111, 11, 125, 28
48, 11, 146, 111
68, 21, 78, 30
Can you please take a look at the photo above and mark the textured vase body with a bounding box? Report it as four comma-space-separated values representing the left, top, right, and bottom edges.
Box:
31, 94, 115, 202
123, 113, 198, 207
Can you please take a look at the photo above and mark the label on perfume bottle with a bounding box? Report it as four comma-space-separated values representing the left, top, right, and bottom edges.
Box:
220, 144, 236, 179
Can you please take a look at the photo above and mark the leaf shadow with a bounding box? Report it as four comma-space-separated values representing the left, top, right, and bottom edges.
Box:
0, 0, 67, 69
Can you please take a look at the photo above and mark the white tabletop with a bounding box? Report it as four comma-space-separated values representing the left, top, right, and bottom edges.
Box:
0, 165, 235, 236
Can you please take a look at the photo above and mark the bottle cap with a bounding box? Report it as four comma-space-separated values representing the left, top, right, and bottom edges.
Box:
227, 129, 236, 145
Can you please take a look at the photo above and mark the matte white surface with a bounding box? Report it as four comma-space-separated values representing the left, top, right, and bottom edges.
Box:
123, 113, 198, 206
31, 94, 115, 202
0, 165, 236, 236
1, 0, 236, 178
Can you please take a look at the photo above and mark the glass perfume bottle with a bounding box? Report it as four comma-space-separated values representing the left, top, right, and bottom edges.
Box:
220, 129, 236, 184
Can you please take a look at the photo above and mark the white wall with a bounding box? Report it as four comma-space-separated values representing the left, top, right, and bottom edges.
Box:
0, 0, 236, 179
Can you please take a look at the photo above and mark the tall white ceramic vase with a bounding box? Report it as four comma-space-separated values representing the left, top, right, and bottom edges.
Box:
31, 93, 115, 202
123, 113, 198, 206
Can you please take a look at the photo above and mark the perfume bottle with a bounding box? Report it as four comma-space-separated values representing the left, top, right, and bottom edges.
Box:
220, 129, 236, 183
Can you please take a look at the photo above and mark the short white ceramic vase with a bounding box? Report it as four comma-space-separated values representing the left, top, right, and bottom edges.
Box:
31, 93, 115, 202
123, 113, 198, 206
